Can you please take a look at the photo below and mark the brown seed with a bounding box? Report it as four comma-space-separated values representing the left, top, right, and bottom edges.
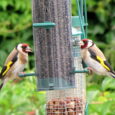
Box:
66, 101, 75, 109
67, 109, 75, 115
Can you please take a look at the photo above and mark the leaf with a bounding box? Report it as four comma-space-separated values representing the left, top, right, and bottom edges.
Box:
0, 1, 8, 10
102, 77, 115, 91
87, 89, 100, 102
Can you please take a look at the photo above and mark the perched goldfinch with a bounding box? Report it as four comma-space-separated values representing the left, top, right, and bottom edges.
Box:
0, 43, 32, 90
79, 39, 115, 78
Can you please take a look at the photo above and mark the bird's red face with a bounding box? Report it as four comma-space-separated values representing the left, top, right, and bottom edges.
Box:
17, 43, 32, 53
79, 39, 94, 49
21, 43, 32, 53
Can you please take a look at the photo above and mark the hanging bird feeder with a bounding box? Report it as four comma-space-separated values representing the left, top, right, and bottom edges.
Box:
32, 0, 76, 91
19, 0, 88, 114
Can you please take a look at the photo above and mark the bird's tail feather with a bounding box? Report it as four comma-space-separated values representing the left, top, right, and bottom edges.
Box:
110, 71, 115, 78
0, 82, 4, 90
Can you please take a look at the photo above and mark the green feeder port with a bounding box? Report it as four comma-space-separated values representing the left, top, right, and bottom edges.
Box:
72, 16, 88, 28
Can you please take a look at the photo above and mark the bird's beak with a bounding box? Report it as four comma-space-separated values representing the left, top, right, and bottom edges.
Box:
26, 46, 32, 52
78, 40, 84, 46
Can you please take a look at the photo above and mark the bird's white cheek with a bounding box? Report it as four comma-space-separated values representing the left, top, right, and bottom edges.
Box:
87, 41, 94, 48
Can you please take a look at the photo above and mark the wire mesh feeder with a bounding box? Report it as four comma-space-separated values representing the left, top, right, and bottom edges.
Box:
47, 95, 84, 115
46, 32, 86, 115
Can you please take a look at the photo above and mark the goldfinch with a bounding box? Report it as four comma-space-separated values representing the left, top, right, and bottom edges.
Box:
0, 43, 32, 90
79, 39, 115, 78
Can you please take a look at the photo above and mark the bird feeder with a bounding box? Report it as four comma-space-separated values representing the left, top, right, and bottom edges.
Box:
32, 0, 88, 114
32, 0, 75, 91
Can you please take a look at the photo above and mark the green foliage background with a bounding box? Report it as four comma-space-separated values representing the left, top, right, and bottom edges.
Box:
0, 0, 115, 115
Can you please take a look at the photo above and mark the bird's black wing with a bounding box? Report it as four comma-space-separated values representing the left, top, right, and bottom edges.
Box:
88, 49, 99, 62
104, 61, 114, 72
88, 49, 112, 72
0, 52, 18, 79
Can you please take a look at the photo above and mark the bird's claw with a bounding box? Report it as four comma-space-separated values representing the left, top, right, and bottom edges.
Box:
87, 67, 94, 75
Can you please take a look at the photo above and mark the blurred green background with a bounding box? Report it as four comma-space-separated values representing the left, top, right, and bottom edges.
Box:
0, 0, 115, 115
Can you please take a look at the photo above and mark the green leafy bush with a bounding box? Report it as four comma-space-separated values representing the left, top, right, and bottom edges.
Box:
0, 0, 33, 67
0, 0, 115, 115
0, 76, 46, 115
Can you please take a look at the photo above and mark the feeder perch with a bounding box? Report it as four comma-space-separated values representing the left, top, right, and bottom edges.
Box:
33, 22, 56, 29
18, 73, 36, 77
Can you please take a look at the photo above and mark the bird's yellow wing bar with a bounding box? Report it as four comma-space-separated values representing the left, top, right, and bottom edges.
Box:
96, 56, 110, 71
2, 61, 13, 76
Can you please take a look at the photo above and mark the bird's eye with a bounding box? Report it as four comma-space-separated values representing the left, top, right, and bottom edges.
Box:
22, 46, 27, 49
84, 41, 87, 44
